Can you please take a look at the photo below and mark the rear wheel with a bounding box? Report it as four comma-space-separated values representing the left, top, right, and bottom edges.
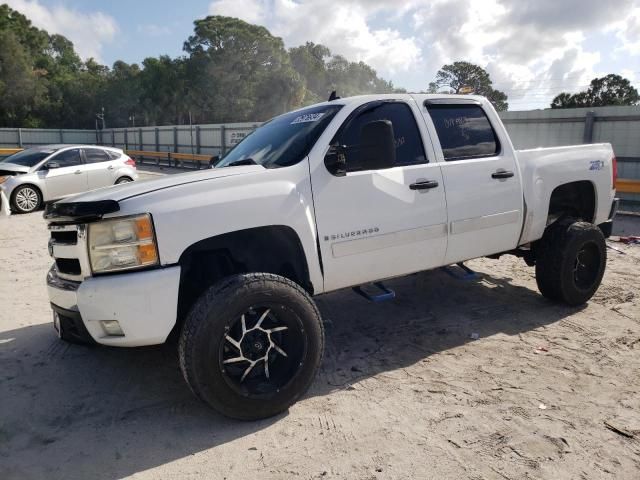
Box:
115, 177, 132, 184
179, 273, 324, 420
535, 218, 606, 306
11, 185, 42, 213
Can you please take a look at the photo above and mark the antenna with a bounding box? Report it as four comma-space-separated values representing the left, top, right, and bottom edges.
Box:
328, 90, 340, 101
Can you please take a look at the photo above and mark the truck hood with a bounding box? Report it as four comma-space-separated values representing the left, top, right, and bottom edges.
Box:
56, 165, 266, 204
0, 163, 31, 175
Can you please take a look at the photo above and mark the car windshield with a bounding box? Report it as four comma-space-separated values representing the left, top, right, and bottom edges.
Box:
0, 148, 57, 167
217, 104, 343, 169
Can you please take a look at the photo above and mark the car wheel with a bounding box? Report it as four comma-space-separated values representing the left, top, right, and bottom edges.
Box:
535, 218, 606, 306
11, 185, 42, 213
115, 177, 133, 184
179, 273, 324, 420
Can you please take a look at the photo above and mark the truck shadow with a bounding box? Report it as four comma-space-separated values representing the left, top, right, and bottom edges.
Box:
0, 265, 582, 480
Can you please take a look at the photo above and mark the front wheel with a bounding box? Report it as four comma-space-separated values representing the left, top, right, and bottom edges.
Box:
11, 185, 42, 213
178, 273, 324, 420
535, 218, 606, 306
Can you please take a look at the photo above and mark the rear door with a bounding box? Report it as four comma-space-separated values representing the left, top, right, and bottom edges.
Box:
420, 99, 523, 263
310, 100, 448, 292
43, 148, 87, 199
83, 148, 116, 189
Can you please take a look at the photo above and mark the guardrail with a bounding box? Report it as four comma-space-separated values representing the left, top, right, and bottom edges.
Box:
125, 149, 213, 168
1, 147, 639, 194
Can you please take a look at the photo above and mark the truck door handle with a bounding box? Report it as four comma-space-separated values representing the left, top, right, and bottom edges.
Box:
74, 170, 82, 175
409, 180, 439, 190
108, 165, 114, 170
491, 170, 514, 179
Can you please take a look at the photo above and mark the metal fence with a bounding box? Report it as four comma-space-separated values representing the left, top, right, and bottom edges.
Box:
1, 105, 639, 211
500, 105, 640, 212
0, 122, 260, 158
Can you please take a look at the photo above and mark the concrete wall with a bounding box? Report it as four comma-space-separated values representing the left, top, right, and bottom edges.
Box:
2, 105, 639, 211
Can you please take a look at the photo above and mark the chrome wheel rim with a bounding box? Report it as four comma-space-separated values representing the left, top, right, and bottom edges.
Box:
15, 187, 38, 212
220, 305, 306, 398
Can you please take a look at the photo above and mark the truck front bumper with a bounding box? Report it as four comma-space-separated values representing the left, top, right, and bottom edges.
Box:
47, 265, 181, 347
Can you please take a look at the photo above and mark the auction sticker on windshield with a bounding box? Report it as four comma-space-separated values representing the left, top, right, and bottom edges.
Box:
291, 113, 325, 124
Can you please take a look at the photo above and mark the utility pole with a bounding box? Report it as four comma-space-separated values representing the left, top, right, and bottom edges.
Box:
96, 106, 106, 130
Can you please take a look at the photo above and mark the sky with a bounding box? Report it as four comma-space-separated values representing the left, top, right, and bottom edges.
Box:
5, 0, 640, 110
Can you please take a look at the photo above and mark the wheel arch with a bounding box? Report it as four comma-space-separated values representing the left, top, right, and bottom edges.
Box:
176, 225, 313, 323
547, 180, 596, 224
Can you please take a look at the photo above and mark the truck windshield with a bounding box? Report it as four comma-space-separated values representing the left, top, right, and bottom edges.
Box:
217, 104, 343, 169
1, 148, 57, 167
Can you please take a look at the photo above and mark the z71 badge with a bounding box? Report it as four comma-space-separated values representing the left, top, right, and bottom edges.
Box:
590, 160, 605, 171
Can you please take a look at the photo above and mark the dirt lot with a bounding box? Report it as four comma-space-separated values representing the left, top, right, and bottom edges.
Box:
1, 208, 639, 480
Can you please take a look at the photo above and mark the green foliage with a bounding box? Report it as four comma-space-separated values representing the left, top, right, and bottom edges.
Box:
429, 61, 509, 111
0, 5, 404, 129
290, 42, 402, 104
551, 74, 639, 108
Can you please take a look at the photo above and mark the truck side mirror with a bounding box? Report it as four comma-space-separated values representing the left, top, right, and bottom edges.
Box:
358, 120, 396, 170
45, 161, 60, 169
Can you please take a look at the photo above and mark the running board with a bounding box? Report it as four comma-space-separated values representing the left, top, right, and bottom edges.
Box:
353, 282, 396, 303
440, 262, 479, 280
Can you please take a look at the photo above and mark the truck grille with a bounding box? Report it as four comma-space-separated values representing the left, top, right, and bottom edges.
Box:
48, 224, 90, 281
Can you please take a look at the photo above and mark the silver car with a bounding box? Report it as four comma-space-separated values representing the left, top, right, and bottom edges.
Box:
0, 145, 138, 213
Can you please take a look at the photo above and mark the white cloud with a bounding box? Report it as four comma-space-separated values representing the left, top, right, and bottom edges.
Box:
210, 0, 422, 76
137, 24, 172, 37
5, 0, 118, 62
612, 7, 640, 56
208, 0, 638, 109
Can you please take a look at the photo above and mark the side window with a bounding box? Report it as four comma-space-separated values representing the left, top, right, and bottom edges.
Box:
84, 148, 111, 164
52, 149, 82, 167
106, 150, 121, 160
337, 102, 427, 172
426, 104, 499, 161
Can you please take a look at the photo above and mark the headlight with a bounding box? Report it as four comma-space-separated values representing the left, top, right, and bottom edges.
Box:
88, 213, 159, 273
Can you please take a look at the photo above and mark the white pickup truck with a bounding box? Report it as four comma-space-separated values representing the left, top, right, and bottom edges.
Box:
45, 94, 619, 419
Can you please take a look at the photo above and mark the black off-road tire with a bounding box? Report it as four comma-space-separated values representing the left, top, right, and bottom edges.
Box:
178, 273, 324, 420
535, 218, 606, 306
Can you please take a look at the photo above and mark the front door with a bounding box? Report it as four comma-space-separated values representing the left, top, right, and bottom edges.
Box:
310, 100, 448, 292
419, 99, 524, 264
43, 148, 87, 199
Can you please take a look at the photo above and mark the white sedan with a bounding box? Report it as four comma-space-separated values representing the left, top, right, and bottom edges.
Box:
0, 145, 138, 213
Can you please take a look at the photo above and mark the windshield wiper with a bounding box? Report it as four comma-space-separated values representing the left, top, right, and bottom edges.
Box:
224, 158, 257, 167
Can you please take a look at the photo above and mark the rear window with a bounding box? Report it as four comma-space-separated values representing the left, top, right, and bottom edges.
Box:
426, 104, 499, 161
84, 148, 111, 164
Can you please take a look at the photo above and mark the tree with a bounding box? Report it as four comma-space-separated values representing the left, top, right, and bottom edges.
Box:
0, 5, 409, 128
551, 74, 639, 108
429, 61, 509, 111
289, 42, 401, 105
0, 31, 45, 126
183, 16, 303, 122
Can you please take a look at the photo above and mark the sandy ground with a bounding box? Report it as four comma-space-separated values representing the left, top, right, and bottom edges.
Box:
1, 196, 639, 479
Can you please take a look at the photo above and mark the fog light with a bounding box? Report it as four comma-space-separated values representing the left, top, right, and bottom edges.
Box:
100, 320, 124, 336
